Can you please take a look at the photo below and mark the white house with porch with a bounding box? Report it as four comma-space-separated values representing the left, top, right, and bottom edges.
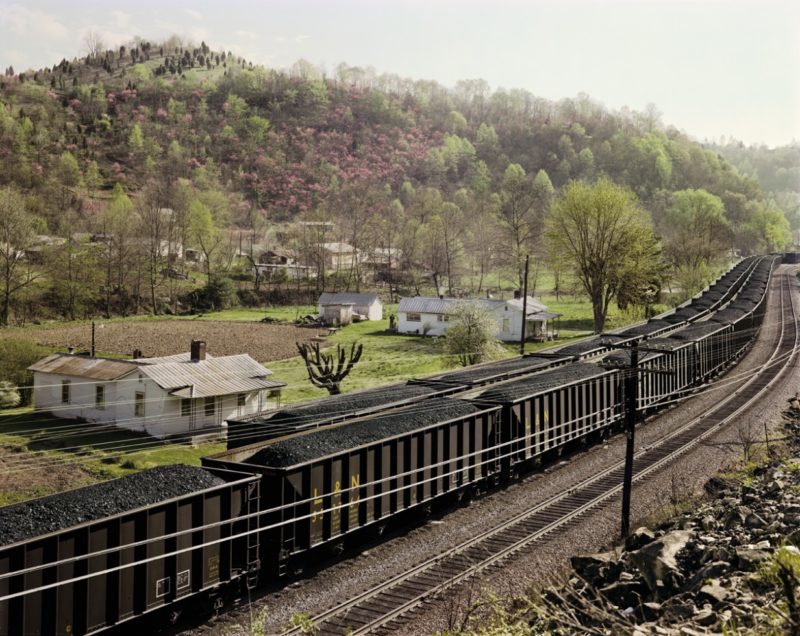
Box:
28, 341, 285, 439
397, 295, 559, 342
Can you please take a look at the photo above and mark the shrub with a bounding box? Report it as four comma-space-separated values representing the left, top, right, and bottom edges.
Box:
0, 381, 21, 408
0, 339, 49, 405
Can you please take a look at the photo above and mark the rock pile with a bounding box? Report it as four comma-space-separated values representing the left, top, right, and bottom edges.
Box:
535, 400, 800, 635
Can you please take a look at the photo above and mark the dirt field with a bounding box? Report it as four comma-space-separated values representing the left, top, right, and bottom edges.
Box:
0, 445, 94, 505
0, 320, 321, 362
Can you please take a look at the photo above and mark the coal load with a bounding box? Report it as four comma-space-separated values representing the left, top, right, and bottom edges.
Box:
670, 322, 727, 341
428, 355, 566, 385
557, 336, 624, 357
0, 465, 225, 546
710, 307, 749, 324
247, 398, 480, 468
618, 319, 672, 337
477, 363, 608, 403
249, 383, 437, 429
663, 306, 702, 324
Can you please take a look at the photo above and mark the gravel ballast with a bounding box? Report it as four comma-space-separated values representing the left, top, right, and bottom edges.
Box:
246, 398, 481, 468
0, 465, 225, 546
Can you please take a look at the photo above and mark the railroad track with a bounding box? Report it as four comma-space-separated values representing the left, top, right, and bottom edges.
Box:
285, 269, 798, 636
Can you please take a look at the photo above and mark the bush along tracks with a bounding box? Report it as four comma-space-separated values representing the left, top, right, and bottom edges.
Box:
452, 398, 800, 636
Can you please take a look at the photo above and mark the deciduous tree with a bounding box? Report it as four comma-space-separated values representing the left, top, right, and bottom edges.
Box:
546, 178, 663, 333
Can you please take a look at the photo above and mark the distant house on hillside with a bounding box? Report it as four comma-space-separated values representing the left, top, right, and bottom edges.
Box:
397, 295, 559, 341
323, 242, 358, 269
28, 341, 285, 439
317, 292, 383, 325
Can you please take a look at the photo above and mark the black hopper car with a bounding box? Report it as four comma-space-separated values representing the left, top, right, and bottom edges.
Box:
0, 256, 778, 635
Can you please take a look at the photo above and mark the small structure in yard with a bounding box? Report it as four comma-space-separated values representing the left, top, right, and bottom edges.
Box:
317, 292, 383, 324
28, 340, 285, 440
397, 294, 560, 341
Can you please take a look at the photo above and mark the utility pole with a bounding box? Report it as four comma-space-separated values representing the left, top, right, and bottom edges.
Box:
621, 340, 638, 538
520, 255, 529, 355
601, 338, 675, 539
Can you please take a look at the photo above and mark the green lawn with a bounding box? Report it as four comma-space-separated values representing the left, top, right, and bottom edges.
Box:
0, 408, 225, 505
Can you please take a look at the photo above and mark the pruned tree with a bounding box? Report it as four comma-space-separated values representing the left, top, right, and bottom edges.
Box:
296, 341, 363, 395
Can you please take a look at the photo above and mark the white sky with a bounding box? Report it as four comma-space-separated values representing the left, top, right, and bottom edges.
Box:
1, 0, 798, 147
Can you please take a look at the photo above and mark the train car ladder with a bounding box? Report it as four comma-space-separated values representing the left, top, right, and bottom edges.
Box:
245, 481, 260, 589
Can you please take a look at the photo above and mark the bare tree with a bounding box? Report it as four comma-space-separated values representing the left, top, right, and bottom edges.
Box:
83, 31, 106, 59
296, 341, 363, 395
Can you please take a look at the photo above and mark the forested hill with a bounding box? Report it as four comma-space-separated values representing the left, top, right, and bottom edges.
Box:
0, 38, 794, 260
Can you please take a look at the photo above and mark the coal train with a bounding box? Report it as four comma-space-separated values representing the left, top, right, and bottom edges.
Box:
0, 256, 778, 635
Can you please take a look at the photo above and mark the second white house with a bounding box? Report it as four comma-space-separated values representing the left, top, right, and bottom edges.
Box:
397, 295, 559, 342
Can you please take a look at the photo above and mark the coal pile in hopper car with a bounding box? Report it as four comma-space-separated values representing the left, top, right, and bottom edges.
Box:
428, 355, 564, 384
618, 319, 673, 337
249, 383, 438, 429
476, 363, 608, 403
248, 398, 480, 468
0, 465, 225, 546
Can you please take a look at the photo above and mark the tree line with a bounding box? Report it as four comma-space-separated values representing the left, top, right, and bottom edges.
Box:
0, 39, 794, 329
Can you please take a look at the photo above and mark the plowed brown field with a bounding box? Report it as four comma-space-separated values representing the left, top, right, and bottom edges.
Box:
1, 320, 320, 362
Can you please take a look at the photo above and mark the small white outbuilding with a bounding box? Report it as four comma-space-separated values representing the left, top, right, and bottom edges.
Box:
317, 292, 383, 323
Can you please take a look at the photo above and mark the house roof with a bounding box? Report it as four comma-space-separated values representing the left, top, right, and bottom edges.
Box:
28, 354, 138, 381
136, 352, 216, 365
29, 352, 285, 398
138, 354, 285, 398
398, 296, 547, 316
323, 242, 356, 253
318, 292, 380, 306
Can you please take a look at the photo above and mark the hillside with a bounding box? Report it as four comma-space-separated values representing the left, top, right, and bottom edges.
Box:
0, 38, 794, 323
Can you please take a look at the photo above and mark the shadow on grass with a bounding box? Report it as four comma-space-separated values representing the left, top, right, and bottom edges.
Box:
1, 411, 160, 457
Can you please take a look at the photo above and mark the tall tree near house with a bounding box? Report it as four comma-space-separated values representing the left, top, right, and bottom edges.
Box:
499, 163, 540, 289
296, 341, 363, 395
546, 178, 663, 334
0, 187, 39, 326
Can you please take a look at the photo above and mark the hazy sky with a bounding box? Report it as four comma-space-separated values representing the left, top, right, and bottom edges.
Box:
1, 0, 798, 147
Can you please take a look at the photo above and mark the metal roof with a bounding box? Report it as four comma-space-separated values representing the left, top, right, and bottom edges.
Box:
318, 292, 380, 306
29, 352, 285, 398
28, 354, 138, 381
139, 354, 284, 398
136, 352, 216, 365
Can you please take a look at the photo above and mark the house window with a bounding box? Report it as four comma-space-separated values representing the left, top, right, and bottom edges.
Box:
407, 312, 421, 322
237, 393, 247, 408
61, 380, 71, 404
181, 398, 191, 417
95, 385, 105, 409
134, 392, 145, 417
437, 314, 450, 322
502, 318, 510, 332
205, 396, 215, 416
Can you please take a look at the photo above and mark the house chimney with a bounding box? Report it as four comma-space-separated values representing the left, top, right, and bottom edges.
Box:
439, 294, 444, 300
190, 340, 206, 362
67, 346, 74, 355
514, 289, 521, 300
132, 348, 142, 360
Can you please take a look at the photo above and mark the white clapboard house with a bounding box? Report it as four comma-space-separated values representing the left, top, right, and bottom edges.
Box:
28, 341, 285, 439
397, 295, 559, 341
